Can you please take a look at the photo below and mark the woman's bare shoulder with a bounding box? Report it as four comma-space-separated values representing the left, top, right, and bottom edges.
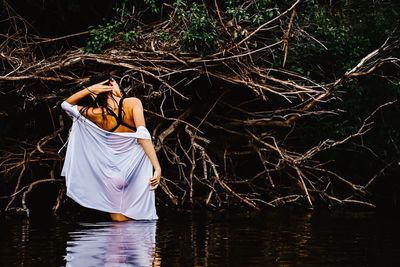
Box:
124, 97, 143, 108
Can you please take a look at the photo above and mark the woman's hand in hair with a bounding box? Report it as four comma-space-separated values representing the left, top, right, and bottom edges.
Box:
65, 80, 111, 105
86, 80, 113, 95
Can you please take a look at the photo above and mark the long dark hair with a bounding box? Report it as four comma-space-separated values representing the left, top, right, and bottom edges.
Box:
79, 73, 123, 128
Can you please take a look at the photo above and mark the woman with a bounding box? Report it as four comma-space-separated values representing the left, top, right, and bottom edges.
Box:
60, 76, 161, 222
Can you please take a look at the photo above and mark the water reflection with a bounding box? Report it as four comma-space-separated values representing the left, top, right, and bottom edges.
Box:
65, 220, 159, 267
2, 211, 400, 266
148, 212, 315, 266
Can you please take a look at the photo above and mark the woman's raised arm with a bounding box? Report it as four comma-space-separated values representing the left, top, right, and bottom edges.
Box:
65, 80, 112, 105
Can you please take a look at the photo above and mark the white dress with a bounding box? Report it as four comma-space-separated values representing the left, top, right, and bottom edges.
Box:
60, 101, 158, 220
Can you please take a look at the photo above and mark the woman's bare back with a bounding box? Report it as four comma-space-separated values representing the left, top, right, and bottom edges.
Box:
81, 97, 142, 133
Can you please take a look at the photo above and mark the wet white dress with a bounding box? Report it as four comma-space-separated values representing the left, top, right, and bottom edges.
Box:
60, 101, 158, 220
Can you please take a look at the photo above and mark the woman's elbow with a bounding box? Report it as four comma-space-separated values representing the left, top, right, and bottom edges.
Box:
138, 138, 152, 145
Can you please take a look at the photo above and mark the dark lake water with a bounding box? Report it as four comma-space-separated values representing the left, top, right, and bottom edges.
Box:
1, 209, 400, 267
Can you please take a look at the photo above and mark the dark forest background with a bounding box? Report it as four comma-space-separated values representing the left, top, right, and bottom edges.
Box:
0, 0, 399, 218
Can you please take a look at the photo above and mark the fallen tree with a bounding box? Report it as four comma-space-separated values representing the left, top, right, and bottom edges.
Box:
0, 0, 399, 216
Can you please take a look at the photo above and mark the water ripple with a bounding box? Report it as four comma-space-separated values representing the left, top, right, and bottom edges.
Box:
65, 221, 159, 267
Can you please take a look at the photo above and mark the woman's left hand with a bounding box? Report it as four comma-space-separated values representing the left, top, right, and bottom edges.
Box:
149, 168, 161, 190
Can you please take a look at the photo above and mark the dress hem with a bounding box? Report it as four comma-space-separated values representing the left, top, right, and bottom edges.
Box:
66, 190, 159, 221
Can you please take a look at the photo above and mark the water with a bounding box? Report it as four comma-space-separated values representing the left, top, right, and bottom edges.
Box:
1, 210, 400, 266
